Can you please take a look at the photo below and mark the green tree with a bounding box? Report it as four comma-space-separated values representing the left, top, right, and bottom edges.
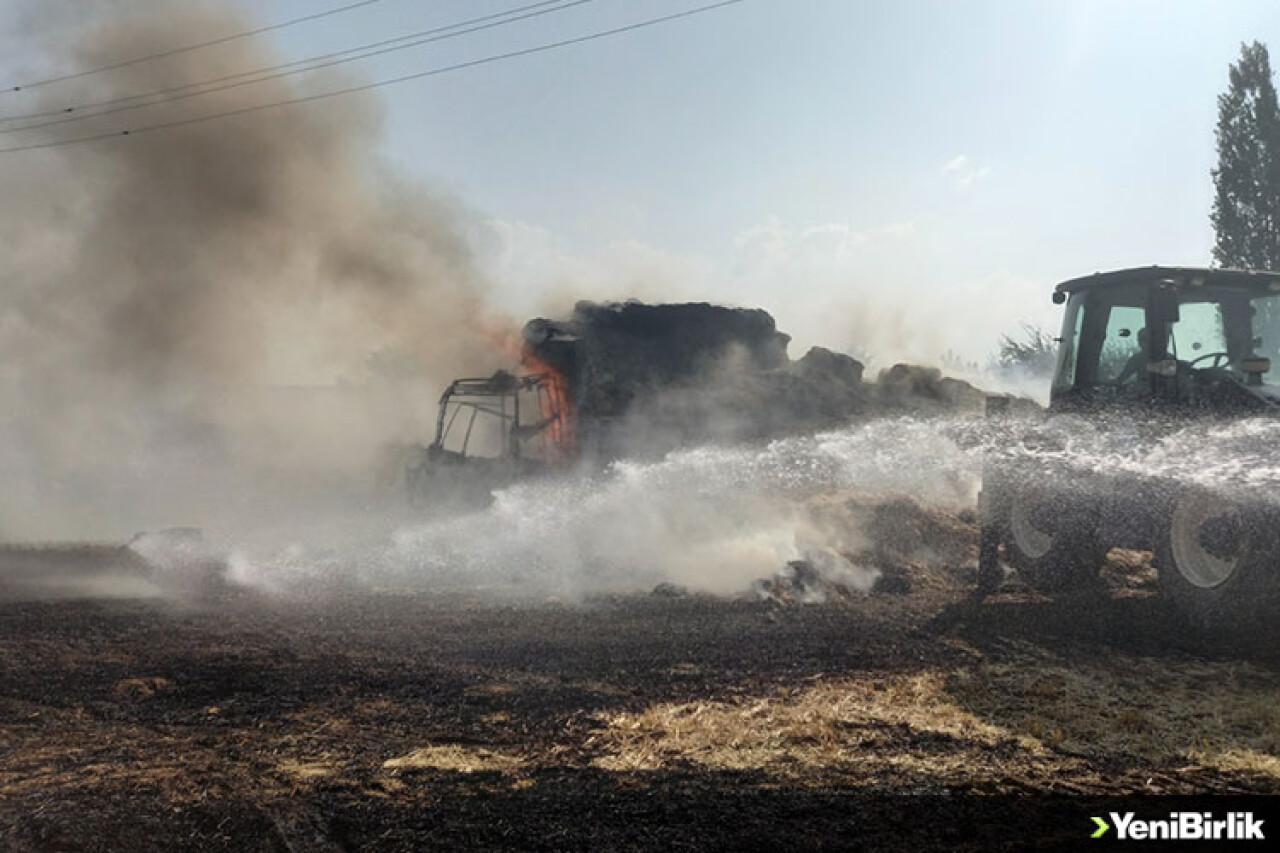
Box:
1212, 41, 1280, 270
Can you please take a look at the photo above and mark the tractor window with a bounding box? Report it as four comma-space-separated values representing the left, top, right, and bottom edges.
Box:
1168, 301, 1228, 364
1098, 305, 1147, 383
1051, 295, 1083, 395
1251, 293, 1280, 383
1056, 284, 1146, 395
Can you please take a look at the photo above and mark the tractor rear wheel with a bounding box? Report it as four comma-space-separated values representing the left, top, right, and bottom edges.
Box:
1002, 482, 1107, 593
1156, 489, 1279, 630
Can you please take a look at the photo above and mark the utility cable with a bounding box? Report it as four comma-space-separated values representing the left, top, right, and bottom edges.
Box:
0, 0, 747, 156
0, 0, 573, 126
3, 0, 383, 94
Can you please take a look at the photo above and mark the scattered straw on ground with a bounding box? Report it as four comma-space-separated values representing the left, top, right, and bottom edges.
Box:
382, 745, 525, 774
587, 672, 1049, 784
588, 646, 1280, 786
948, 643, 1280, 777
276, 759, 336, 779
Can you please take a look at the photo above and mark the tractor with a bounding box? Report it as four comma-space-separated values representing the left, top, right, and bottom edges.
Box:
979, 266, 1280, 628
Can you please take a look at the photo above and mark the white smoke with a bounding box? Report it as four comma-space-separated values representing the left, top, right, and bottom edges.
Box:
222, 417, 987, 600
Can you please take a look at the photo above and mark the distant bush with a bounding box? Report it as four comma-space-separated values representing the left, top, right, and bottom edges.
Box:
993, 324, 1057, 378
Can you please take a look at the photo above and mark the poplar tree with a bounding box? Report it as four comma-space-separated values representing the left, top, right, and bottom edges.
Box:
1212, 42, 1280, 270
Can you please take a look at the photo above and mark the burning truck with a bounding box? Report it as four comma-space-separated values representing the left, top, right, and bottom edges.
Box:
405, 301, 872, 505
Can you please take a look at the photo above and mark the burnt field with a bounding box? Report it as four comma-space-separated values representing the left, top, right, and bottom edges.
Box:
4, 517, 1280, 852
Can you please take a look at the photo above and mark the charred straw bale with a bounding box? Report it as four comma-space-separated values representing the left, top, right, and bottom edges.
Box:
875, 364, 987, 414
523, 301, 791, 418
519, 301, 997, 455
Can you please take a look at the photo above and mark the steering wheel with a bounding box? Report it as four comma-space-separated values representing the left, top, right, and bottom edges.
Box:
1188, 351, 1231, 369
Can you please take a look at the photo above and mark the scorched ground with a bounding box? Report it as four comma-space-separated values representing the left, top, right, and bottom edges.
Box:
3, 499, 1280, 852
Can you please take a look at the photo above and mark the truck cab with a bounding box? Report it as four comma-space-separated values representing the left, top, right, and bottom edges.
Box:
404, 371, 573, 506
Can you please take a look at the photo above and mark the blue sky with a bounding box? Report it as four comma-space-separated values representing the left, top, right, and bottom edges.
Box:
7, 0, 1280, 367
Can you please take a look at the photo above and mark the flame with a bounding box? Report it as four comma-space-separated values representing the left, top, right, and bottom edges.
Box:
479, 320, 578, 464
520, 345, 578, 463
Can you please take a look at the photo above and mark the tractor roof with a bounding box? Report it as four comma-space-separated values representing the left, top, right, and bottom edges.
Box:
1054, 265, 1280, 296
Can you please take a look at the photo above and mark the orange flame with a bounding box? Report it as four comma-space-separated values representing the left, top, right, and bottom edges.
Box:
520, 346, 578, 463
479, 320, 578, 464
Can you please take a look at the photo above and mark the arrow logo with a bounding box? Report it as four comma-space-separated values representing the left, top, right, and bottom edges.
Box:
1091, 816, 1111, 838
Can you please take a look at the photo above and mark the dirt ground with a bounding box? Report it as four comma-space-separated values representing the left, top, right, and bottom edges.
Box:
3, 508, 1280, 851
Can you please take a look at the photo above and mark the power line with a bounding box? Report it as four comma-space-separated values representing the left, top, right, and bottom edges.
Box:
4, 0, 384, 95
0, 0, 748, 156
0, 0, 588, 133
0, 0, 573, 126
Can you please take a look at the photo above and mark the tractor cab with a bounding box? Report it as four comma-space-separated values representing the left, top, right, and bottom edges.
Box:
1050, 266, 1280, 413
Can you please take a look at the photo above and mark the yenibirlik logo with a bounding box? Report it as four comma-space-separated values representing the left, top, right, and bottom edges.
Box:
1091, 812, 1265, 841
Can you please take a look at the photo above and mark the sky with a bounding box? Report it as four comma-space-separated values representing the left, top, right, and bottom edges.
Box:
4, 0, 1280, 369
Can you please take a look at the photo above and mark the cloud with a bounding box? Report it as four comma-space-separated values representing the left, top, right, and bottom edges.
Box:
732, 217, 914, 269
941, 154, 992, 191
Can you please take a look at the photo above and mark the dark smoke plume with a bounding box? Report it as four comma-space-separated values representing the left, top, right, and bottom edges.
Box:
0, 1, 505, 540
